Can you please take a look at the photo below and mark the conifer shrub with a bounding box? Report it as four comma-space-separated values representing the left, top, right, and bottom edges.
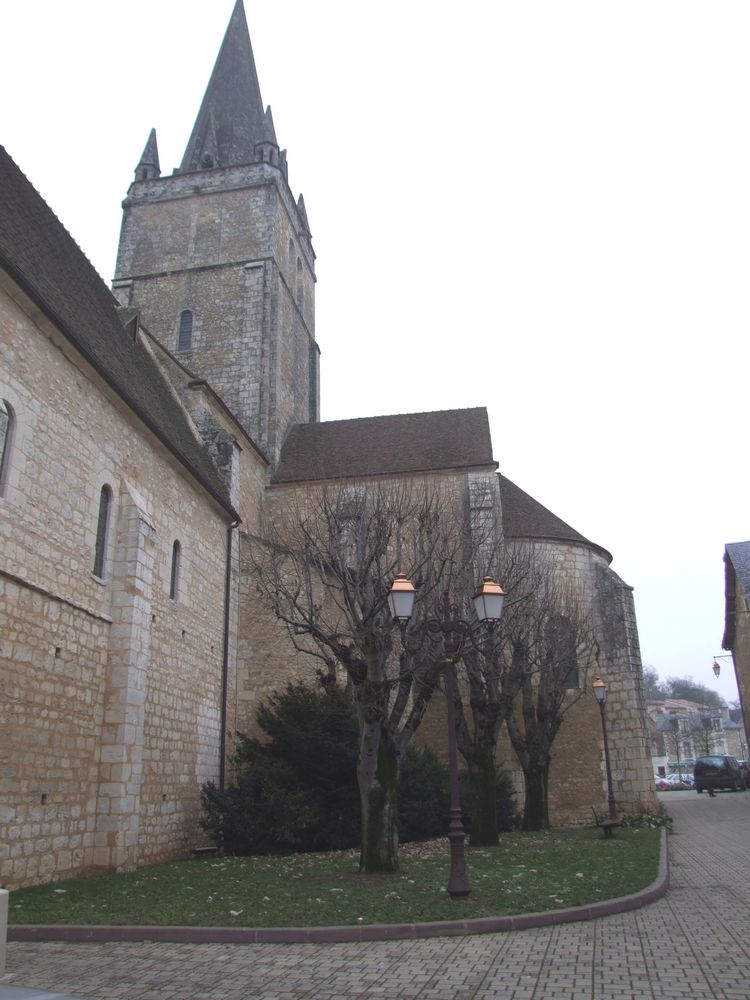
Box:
201, 680, 360, 854
200, 680, 516, 853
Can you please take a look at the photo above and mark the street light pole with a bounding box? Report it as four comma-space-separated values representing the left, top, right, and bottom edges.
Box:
592, 677, 618, 823
443, 653, 470, 896
388, 576, 505, 899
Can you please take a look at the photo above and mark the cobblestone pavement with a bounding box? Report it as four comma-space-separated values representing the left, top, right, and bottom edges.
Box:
2, 791, 748, 1000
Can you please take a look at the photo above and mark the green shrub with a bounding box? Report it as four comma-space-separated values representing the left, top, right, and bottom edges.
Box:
618, 804, 672, 831
201, 680, 515, 853
460, 768, 518, 835
200, 681, 360, 854
398, 746, 449, 842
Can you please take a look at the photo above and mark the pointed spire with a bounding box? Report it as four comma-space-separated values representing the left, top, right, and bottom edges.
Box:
297, 194, 311, 236
136, 129, 161, 181
262, 106, 277, 145
180, 0, 267, 171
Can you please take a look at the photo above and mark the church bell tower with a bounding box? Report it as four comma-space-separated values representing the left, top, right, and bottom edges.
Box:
113, 0, 319, 463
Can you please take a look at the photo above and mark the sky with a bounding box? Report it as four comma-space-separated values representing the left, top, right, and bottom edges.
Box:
2, 1, 747, 705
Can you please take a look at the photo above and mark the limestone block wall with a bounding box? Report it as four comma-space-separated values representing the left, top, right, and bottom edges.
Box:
0, 281, 232, 888
729, 572, 750, 740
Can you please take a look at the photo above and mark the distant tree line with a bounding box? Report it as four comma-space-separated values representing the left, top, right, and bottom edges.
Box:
643, 666, 724, 709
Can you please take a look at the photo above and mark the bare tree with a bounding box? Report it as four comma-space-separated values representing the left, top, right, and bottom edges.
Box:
662, 716, 687, 773
686, 711, 718, 758
250, 480, 473, 873
455, 549, 600, 834
452, 545, 550, 845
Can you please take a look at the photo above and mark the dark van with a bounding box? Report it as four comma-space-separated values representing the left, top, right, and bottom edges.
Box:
693, 755, 745, 793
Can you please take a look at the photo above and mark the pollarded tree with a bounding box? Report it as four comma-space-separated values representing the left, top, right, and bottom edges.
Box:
500, 575, 600, 830
453, 547, 600, 836
452, 545, 552, 845
251, 480, 479, 874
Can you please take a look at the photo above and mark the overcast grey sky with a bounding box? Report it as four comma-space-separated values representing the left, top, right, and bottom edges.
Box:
3, 1, 747, 703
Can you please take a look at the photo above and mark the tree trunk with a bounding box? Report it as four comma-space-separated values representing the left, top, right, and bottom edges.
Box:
467, 744, 499, 846
521, 762, 550, 831
357, 718, 399, 873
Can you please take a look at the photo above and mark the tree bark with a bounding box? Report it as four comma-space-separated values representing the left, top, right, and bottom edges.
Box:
521, 762, 550, 831
467, 744, 499, 846
357, 717, 399, 873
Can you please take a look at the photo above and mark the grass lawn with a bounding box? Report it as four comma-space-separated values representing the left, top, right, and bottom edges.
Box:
8, 827, 661, 928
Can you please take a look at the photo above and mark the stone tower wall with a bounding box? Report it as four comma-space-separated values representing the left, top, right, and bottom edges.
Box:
114, 163, 316, 462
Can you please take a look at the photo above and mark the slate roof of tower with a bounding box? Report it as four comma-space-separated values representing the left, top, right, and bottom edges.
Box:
180, 0, 268, 171
723, 541, 750, 649
271, 408, 497, 483
499, 474, 612, 563
0, 145, 237, 518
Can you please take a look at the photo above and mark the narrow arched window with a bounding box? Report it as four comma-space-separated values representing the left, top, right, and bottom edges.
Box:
93, 485, 112, 578
296, 258, 303, 309
178, 310, 193, 352
170, 540, 181, 600
0, 399, 14, 494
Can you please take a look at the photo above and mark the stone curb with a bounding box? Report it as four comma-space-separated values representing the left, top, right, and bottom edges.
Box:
8, 829, 669, 944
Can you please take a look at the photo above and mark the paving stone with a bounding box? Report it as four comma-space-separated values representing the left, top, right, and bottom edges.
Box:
3, 792, 749, 999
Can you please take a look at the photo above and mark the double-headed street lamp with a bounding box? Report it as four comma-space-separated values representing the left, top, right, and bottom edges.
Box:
592, 677, 618, 823
388, 574, 506, 898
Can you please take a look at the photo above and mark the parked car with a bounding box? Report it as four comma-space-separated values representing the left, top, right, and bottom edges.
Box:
654, 773, 693, 790
693, 755, 745, 793
666, 773, 693, 788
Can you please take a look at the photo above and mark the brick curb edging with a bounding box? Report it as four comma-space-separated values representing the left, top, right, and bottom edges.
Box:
8, 830, 669, 944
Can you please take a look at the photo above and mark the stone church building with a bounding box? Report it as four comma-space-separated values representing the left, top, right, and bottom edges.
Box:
0, 1, 655, 889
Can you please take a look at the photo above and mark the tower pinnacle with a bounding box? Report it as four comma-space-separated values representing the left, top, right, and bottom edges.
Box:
135, 129, 160, 181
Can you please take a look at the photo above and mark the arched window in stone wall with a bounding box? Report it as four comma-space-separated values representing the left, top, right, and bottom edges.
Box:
178, 310, 193, 352
296, 258, 303, 310
0, 399, 15, 495
546, 613, 579, 689
170, 540, 181, 600
92, 484, 113, 579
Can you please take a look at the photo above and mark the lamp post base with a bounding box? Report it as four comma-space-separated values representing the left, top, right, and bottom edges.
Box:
447, 817, 470, 897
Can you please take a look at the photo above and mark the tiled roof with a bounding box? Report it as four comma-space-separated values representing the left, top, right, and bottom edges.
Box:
0, 145, 236, 518
271, 408, 496, 483
499, 474, 612, 563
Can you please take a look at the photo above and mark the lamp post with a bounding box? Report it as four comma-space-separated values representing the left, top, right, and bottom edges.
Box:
388, 574, 506, 898
712, 654, 733, 679
592, 677, 618, 822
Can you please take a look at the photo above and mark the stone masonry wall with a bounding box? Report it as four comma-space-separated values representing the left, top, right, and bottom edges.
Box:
0, 279, 232, 888
730, 572, 750, 742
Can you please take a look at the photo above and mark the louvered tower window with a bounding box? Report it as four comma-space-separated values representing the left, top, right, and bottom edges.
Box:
178, 310, 193, 352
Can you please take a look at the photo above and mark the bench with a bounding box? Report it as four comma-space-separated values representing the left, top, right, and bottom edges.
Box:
190, 846, 218, 858
592, 805, 621, 838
